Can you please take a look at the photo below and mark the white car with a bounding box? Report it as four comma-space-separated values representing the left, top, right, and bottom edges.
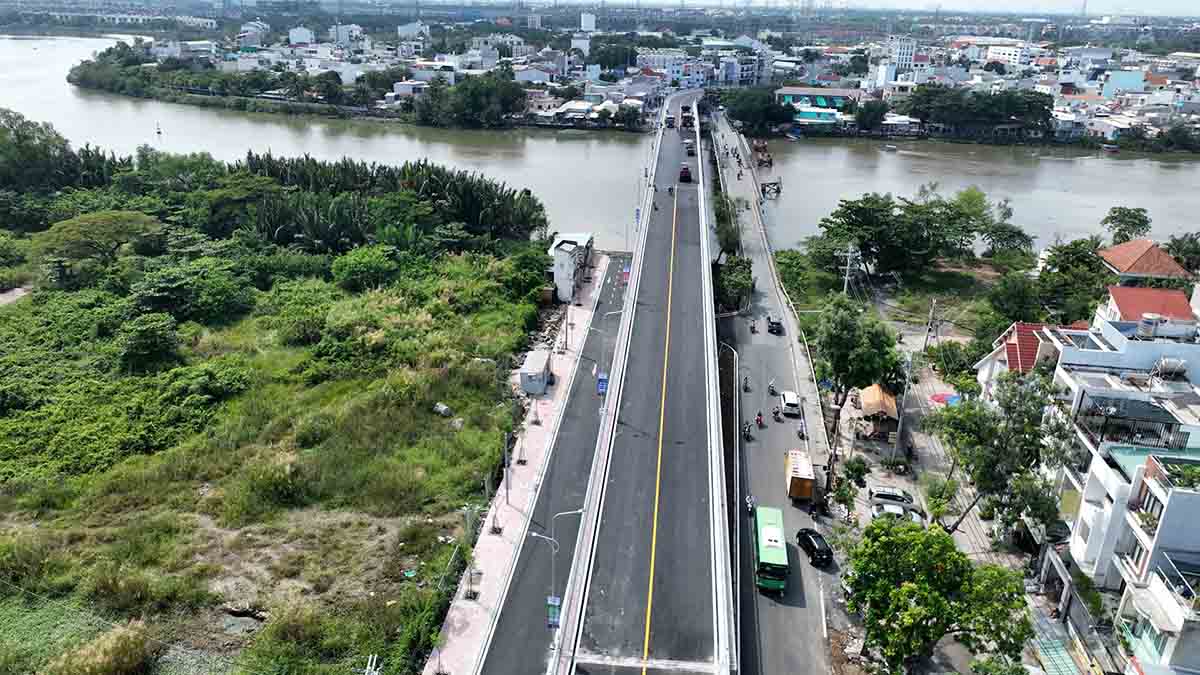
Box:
780, 390, 801, 417
870, 502, 924, 526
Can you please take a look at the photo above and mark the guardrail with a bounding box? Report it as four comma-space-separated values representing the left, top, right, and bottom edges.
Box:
551, 95, 673, 675
696, 104, 736, 675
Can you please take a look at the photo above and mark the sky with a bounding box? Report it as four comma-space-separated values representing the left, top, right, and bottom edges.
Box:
866, 0, 1199, 17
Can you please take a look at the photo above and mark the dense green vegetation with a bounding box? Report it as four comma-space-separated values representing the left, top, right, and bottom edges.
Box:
712, 87, 794, 135
895, 84, 1054, 137
68, 41, 530, 128
0, 108, 553, 673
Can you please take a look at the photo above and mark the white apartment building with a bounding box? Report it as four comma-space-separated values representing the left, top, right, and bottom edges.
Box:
975, 284, 1200, 675
471, 34, 525, 51
396, 21, 430, 39
887, 35, 917, 72
580, 12, 596, 32
571, 33, 591, 58
986, 43, 1032, 67
635, 49, 707, 88
527, 14, 542, 30
288, 26, 314, 45
238, 20, 270, 48
329, 23, 364, 48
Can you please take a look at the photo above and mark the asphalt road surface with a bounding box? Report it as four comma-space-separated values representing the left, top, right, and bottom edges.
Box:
483, 256, 628, 675
711, 117, 835, 675
576, 92, 717, 674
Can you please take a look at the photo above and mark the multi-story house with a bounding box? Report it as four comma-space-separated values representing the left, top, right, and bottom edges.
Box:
975, 285, 1200, 675
887, 35, 916, 72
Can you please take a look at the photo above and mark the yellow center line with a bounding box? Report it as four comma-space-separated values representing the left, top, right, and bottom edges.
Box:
641, 183, 678, 674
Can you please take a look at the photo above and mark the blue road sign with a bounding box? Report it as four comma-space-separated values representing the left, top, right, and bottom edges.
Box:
546, 595, 561, 628
597, 373, 609, 395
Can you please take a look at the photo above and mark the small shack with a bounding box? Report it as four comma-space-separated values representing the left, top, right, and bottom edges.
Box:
548, 232, 594, 304
519, 349, 552, 395
859, 384, 898, 440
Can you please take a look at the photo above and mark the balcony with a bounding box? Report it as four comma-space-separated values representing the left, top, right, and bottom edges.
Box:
1075, 393, 1188, 455
1154, 551, 1200, 620
1126, 501, 1161, 539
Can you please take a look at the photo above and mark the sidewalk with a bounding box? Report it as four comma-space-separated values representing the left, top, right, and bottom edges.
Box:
424, 254, 611, 675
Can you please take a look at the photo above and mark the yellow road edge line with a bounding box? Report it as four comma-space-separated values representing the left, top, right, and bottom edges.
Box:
641, 183, 679, 674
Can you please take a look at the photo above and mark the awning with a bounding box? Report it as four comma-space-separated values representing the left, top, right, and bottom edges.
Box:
861, 384, 898, 420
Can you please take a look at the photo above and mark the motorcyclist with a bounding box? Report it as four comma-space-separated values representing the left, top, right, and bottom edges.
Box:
768, 378, 777, 395
772, 406, 782, 421
755, 410, 764, 428
742, 376, 749, 392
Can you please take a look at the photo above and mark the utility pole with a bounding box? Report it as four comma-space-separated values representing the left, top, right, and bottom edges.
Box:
839, 243, 858, 295
894, 298, 936, 460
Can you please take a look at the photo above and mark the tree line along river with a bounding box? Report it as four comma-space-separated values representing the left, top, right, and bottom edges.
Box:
3, 35, 1200, 251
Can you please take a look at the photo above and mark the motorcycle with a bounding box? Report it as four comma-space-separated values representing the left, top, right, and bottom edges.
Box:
755, 413, 765, 429
772, 408, 783, 422
749, 321, 757, 334
768, 382, 777, 396
742, 377, 750, 393
742, 423, 753, 441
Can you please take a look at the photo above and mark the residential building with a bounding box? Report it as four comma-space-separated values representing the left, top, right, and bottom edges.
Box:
410, 61, 457, 85
238, 20, 270, 48
329, 23, 364, 48
396, 21, 430, 39
887, 35, 917, 72
775, 86, 863, 109
391, 80, 428, 98
288, 26, 314, 45
1098, 240, 1194, 283
1102, 70, 1148, 99
580, 12, 596, 33
471, 34, 525, 51
571, 33, 591, 58
527, 14, 542, 30
986, 43, 1031, 67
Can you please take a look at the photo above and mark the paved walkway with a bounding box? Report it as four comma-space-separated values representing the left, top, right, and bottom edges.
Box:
425, 254, 611, 675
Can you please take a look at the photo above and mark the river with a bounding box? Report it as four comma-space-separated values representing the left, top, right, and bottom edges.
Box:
0, 35, 652, 249
3, 34, 1200, 251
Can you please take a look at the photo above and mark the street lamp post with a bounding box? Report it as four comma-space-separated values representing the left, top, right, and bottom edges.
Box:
529, 507, 586, 612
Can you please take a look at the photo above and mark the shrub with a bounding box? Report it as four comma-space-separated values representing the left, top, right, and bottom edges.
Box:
44, 621, 159, 675
0, 533, 74, 597
843, 456, 870, 487
258, 278, 341, 346
82, 563, 210, 615
129, 257, 253, 325
331, 245, 399, 292
222, 459, 311, 525
115, 312, 178, 371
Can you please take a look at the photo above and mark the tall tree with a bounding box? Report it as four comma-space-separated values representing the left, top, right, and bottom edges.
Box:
847, 519, 1033, 674
812, 293, 901, 435
32, 210, 161, 267
854, 100, 889, 131
1102, 206, 1152, 245
1037, 236, 1113, 323
924, 370, 1071, 533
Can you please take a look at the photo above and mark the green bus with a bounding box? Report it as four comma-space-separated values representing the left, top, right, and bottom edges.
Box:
751, 506, 790, 593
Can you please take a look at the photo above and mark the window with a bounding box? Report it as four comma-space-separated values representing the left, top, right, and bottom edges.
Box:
1131, 540, 1148, 573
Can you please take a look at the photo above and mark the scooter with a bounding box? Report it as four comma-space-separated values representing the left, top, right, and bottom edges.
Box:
749, 321, 757, 334
755, 413, 765, 429
742, 377, 750, 393
742, 423, 753, 441
772, 409, 783, 422
768, 382, 777, 396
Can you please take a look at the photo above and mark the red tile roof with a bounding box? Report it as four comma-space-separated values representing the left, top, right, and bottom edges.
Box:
1000, 322, 1047, 374
1097, 239, 1193, 279
1107, 285, 1196, 322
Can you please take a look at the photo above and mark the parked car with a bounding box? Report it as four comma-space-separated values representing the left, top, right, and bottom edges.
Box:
679, 164, 692, 182
766, 315, 783, 335
870, 502, 923, 526
868, 486, 914, 506
795, 528, 832, 566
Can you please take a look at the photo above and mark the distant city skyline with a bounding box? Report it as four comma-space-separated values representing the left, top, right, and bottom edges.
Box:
860, 0, 1195, 17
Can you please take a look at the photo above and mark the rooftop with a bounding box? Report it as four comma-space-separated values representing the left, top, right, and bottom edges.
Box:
1107, 285, 1196, 322
1098, 239, 1193, 279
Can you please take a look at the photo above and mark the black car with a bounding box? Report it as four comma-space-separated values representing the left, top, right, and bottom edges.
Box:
766, 316, 783, 335
796, 528, 832, 566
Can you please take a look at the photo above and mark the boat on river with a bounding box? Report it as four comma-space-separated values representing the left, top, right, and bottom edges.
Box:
1101, 143, 1119, 153
883, 144, 898, 152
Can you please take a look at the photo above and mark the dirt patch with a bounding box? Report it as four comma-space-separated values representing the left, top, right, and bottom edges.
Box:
0, 286, 29, 306
933, 259, 1004, 283
829, 629, 870, 675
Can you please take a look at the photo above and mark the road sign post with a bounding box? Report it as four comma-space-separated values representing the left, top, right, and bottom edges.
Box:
597, 372, 608, 396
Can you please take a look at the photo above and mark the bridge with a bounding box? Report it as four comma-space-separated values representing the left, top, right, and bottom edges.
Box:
476, 92, 830, 675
